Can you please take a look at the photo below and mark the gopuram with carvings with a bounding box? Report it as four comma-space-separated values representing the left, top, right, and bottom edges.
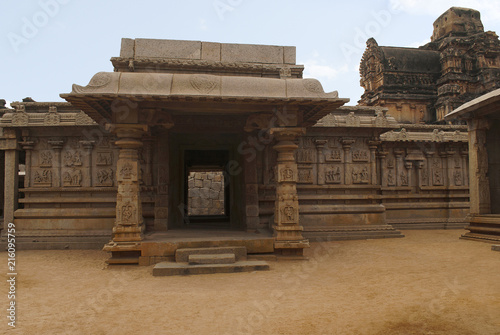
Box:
1, 6, 496, 266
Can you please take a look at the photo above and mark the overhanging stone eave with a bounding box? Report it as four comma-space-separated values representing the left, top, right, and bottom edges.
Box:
61, 92, 349, 125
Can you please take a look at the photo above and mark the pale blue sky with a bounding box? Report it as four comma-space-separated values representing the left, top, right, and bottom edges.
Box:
2, 0, 500, 106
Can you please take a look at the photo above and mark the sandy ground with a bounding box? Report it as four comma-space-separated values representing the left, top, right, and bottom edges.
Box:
1, 230, 500, 335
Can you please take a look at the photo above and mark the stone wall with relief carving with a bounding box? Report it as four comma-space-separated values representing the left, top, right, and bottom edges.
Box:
379, 141, 469, 229
257, 129, 387, 230
14, 128, 122, 244
257, 127, 470, 231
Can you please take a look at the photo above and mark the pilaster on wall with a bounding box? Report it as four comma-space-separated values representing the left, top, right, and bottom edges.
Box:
2, 128, 19, 232
468, 118, 491, 215
154, 130, 169, 231
103, 124, 148, 252
270, 127, 309, 256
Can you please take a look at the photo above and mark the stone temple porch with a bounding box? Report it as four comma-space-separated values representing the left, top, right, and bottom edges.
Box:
61, 38, 348, 262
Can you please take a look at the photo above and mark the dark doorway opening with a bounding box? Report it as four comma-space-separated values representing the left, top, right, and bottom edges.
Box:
184, 150, 230, 227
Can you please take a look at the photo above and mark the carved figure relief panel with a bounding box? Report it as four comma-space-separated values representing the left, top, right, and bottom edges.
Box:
352, 166, 370, 184
63, 169, 82, 187
298, 168, 313, 184
325, 149, 342, 162
33, 169, 52, 187
325, 165, 342, 184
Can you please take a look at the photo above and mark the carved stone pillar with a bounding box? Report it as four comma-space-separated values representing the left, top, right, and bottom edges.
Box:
270, 127, 309, 256
315, 139, 328, 185
341, 138, 355, 185
104, 124, 148, 249
48, 139, 64, 187
468, 118, 491, 214
20, 136, 34, 188
3, 129, 19, 231
80, 141, 94, 187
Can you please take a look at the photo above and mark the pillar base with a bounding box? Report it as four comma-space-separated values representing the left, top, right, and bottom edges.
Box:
103, 241, 142, 253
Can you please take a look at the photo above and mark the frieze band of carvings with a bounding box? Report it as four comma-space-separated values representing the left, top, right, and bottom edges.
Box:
43, 106, 61, 125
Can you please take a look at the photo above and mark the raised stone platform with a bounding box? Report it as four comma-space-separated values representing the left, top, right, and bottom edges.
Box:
303, 225, 404, 241
460, 215, 500, 243
138, 229, 274, 266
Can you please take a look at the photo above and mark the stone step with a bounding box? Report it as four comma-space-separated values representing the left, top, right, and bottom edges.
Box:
175, 246, 247, 262
188, 253, 236, 265
106, 257, 139, 265
153, 260, 270, 276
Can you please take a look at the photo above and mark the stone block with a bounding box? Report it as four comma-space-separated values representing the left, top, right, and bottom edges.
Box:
212, 181, 222, 191
201, 42, 221, 61
492, 245, 500, 251
207, 172, 214, 180
200, 198, 212, 208
203, 179, 211, 188
190, 197, 202, 208
175, 246, 247, 262
200, 187, 210, 199
194, 179, 203, 187
213, 174, 222, 182
283, 46, 296, 64
188, 187, 200, 198
120, 38, 135, 58
209, 189, 219, 200
188, 253, 235, 265
221, 43, 284, 64
134, 39, 201, 60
